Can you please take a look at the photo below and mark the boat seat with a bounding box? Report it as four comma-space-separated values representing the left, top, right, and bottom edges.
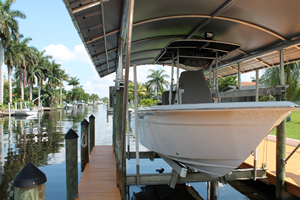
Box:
179, 71, 213, 104
161, 90, 176, 105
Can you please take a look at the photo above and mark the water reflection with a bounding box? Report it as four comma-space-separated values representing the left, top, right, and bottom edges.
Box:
0, 105, 259, 199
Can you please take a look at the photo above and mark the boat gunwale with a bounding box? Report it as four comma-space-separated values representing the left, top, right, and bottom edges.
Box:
136, 102, 298, 113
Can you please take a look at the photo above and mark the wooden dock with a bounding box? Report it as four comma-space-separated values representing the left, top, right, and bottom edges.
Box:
75, 145, 121, 200
240, 135, 300, 198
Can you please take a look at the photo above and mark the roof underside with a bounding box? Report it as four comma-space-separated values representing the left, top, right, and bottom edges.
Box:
63, 0, 300, 78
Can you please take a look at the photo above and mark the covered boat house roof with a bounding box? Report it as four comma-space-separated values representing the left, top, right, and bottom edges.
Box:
62, 0, 300, 78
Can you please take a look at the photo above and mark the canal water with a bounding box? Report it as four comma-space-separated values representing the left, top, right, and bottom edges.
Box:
0, 104, 253, 199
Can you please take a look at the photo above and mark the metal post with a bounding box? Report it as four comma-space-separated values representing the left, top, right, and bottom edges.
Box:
169, 52, 174, 105
133, 64, 140, 187
215, 51, 220, 103
89, 115, 95, 154
8, 103, 10, 116
176, 48, 180, 104
14, 162, 47, 200
253, 69, 259, 181
238, 63, 241, 90
81, 119, 89, 172
280, 50, 284, 86
209, 64, 212, 87
126, 102, 130, 159
15, 102, 17, 110
20, 102, 22, 110
276, 49, 286, 200
65, 129, 79, 200
255, 69, 259, 102
213, 70, 216, 91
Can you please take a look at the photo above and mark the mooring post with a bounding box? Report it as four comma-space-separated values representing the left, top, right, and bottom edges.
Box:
81, 119, 89, 172
65, 129, 79, 200
210, 181, 218, 200
113, 94, 116, 153
115, 88, 124, 187
89, 115, 95, 155
14, 162, 47, 200
276, 49, 286, 200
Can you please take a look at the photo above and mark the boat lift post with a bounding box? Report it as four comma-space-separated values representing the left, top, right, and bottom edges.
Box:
253, 68, 259, 181
238, 62, 241, 90
215, 51, 220, 103
133, 64, 140, 187
276, 49, 286, 199
169, 52, 174, 105
120, 0, 135, 198
176, 48, 180, 104
209, 63, 212, 87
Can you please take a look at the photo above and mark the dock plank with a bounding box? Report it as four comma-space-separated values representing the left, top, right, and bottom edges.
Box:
241, 137, 300, 197
75, 145, 120, 200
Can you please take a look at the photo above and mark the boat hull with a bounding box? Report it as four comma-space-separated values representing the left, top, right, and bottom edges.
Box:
132, 102, 297, 178
15, 109, 38, 116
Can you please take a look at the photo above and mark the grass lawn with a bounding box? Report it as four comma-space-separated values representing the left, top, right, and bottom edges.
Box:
270, 110, 300, 140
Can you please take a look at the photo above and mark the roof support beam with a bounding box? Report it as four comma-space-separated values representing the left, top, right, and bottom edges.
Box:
187, 0, 236, 39
207, 38, 300, 72
72, 1, 102, 14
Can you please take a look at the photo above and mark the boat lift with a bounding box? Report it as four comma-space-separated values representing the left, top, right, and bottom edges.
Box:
127, 44, 268, 189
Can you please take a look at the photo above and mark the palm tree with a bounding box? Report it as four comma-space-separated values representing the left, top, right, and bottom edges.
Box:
260, 62, 300, 101
34, 50, 52, 107
128, 81, 147, 103
58, 69, 69, 104
68, 77, 80, 88
4, 36, 22, 103
0, 0, 26, 103
146, 68, 170, 96
14, 36, 37, 100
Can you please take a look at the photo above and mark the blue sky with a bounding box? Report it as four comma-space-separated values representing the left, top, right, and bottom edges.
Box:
8, 0, 255, 98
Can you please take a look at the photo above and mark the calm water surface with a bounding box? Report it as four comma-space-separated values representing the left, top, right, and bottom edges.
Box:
0, 104, 250, 199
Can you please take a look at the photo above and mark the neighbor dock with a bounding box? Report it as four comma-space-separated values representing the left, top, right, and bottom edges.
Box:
75, 145, 121, 200
241, 135, 300, 198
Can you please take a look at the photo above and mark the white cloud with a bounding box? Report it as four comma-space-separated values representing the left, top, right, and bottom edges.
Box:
44, 44, 92, 65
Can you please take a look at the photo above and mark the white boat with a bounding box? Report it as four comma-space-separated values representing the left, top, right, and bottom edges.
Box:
132, 101, 297, 178
15, 108, 38, 116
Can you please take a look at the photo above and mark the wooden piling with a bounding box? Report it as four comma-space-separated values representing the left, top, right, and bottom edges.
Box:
65, 129, 79, 200
89, 115, 95, 154
14, 162, 47, 200
210, 182, 218, 200
276, 119, 286, 199
114, 88, 126, 198
81, 119, 89, 172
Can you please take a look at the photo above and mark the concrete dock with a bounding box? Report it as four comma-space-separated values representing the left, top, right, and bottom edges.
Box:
241, 135, 300, 198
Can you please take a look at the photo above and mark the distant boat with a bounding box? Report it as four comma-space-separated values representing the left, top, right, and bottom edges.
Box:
15, 108, 38, 116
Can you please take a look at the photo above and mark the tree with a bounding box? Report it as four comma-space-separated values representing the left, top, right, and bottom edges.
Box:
14, 36, 37, 100
218, 75, 237, 91
0, 0, 26, 103
58, 69, 68, 104
260, 63, 300, 101
146, 68, 170, 96
128, 81, 147, 103
68, 77, 80, 88
34, 50, 52, 106
4, 36, 23, 102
